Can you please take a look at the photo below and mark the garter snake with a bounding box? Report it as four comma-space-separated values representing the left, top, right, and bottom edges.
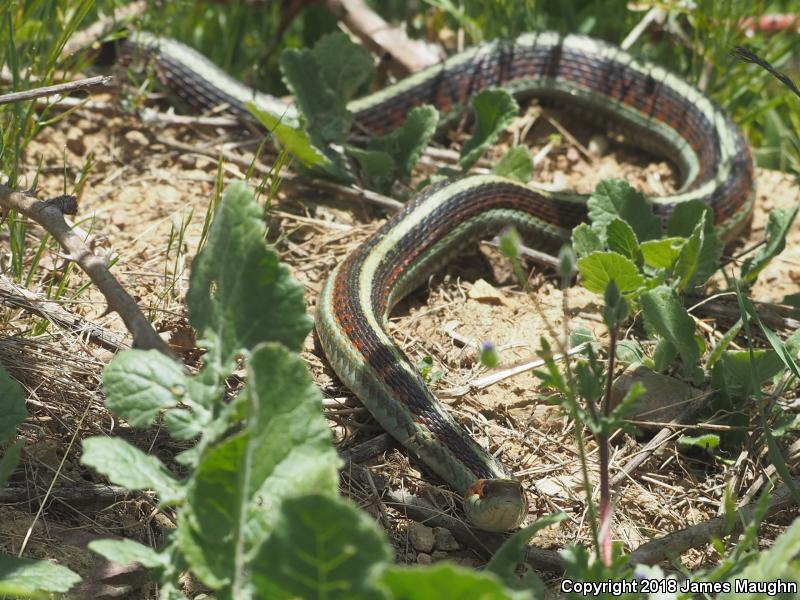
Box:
123, 31, 755, 532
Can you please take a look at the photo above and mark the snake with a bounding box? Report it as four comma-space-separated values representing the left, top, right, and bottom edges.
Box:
120, 30, 755, 532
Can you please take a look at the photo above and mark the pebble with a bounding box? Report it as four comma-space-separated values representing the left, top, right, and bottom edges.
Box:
124, 129, 149, 147
416, 552, 432, 565
408, 522, 435, 553
433, 526, 460, 551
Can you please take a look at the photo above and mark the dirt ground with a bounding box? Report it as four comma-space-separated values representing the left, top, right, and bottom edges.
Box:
1, 80, 799, 597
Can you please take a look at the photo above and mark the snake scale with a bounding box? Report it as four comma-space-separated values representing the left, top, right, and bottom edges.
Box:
122, 31, 755, 531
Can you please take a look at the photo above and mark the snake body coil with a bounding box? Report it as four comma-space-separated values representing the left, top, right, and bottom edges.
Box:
125, 31, 755, 531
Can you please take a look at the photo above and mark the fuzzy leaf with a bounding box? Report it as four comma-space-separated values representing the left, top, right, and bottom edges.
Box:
587, 179, 661, 242
640, 286, 699, 367
459, 89, 518, 171
493, 146, 533, 182
251, 494, 390, 600
187, 182, 313, 365
640, 237, 685, 269
571, 223, 603, 257
103, 349, 189, 427
349, 146, 396, 192
279, 48, 352, 144
667, 200, 722, 287
577, 251, 644, 295
311, 32, 373, 100
0, 554, 81, 597
177, 343, 339, 591
381, 564, 518, 599
81, 437, 182, 504
606, 218, 641, 265
89, 538, 169, 569
369, 105, 439, 178
712, 350, 783, 401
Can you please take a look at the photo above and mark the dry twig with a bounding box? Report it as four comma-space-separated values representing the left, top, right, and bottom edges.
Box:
0, 75, 112, 106
0, 185, 169, 353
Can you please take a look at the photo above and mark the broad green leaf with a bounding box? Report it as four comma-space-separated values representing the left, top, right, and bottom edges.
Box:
606, 218, 641, 265
673, 218, 703, 291
0, 438, 23, 488
381, 563, 519, 600
711, 350, 783, 401
279, 48, 352, 144
247, 102, 330, 168
311, 32, 373, 100
187, 182, 313, 365
0, 363, 25, 441
587, 179, 661, 242
459, 89, 518, 171
640, 286, 699, 367
571, 223, 603, 257
741, 205, 799, 285
486, 513, 564, 594
0, 554, 81, 597
616, 340, 644, 364
737, 292, 800, 380
369, 105, 439, 178
719, 517, 800, 600
667, 200, 722, 287
348, 146, 396, 193
81, 437, 182, 504
678, 434, 720, 449
103, 349, 189, 427
88, 538, 169, 569
493, 146, 533, 182
576, 251, 644, 295
653, 338, 678, 373
178, 343, 339, 590
640, 237, 685, 269
251, 495, 390, 600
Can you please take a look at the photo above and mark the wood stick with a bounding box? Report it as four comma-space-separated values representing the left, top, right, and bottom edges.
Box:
0, 185, 169, 353
0, 76, 112, 106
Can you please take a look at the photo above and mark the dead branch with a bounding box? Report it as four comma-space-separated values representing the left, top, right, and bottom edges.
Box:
627, 475, 800, 565
60, 0, 148, 59
0, 185, 169, 354
0, 273, 129, 352
324, 0, 443, 76
0, 75, 113, 106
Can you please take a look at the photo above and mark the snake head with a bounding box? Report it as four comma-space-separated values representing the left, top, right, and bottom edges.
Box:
464, 478, 528, 532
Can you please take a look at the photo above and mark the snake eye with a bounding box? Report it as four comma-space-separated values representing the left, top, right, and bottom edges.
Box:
481, 482, 489, 497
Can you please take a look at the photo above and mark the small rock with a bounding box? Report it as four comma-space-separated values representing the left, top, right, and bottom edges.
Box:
124, 129, 149, 147
467, 278, 509, 306
565, 146, 581, 163
416, 552, 432, 565
611, 363, 696, 431
408, 522, 435, 553
431, 551, 449, 562
433, 527, 460, 551
588, 134, 609, 157
65, 126, 85, 155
